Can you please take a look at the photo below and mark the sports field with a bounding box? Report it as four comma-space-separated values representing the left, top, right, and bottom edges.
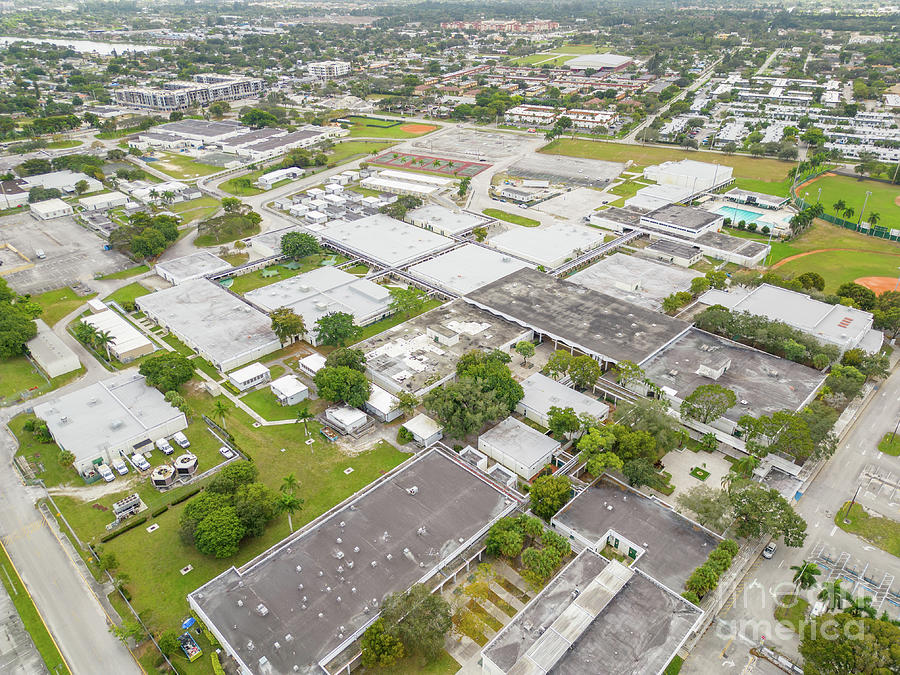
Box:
540, 139, 796, 185
508, 44, 609, 67
796, 173, 899, 227
372, 151, 491, 177
145, 152, 221, 180
344, 115, 438, 139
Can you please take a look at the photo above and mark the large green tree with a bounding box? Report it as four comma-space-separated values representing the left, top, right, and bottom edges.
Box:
388, 287, 425, 318
422, 378, 506, 439
360, 618, 404, 669
193, 506, 245, 558
529, 474, 571, 520
313, 366, 371, 407
567, 355, 601, 390
455, 349, 523, 411
680, 384, 736, 424
270, 307, 306, 346
800, 614, 900, 675
729, 481, 807, 546
379, 584, 451, 662
138, 352, 194, 392
0, 302, 37, 358
232, 482, 280, 537
314, 311, 361, 347
280, 231, 319, 259
324, 347, 366, 372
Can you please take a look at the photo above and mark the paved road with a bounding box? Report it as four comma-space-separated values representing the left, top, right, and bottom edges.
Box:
0, 572, 48, 675
685, 364, 900, 673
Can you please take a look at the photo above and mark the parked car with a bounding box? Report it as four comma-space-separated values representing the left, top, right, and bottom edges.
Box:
131, 453, 151, 471
762, 542, 777, 559
112, 458, 129, 476
219, 446, 234, 459
97, 464, 115, 482
155, 438, 174, 455
35, 249, 46, 259
172, 432, 190, 449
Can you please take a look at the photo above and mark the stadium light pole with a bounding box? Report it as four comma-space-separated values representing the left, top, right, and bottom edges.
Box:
858, 190, 871, 227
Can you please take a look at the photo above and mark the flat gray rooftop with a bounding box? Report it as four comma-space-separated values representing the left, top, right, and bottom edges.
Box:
465, 268, 690, 364
189, 449, 512, 675
507, 154, 624, 188
646, 238, 702, 259
568, 252, 699, 310
406, 204, 487, 235
554, 478, 720, 591
320, 214, 454, 268
155, 251, 231, 284
406, 244, 533, 296
595, 206, 645, 226
157, 119, 242, 137
482, 549, 701, 675
519, 372, 610, 421
246, 224, 307, 254
479, 417, 560, 466
640, 327, 826, 423
647, 204, 721, 231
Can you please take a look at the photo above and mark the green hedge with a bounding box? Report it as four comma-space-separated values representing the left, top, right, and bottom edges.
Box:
151, 505, 169, 517
100, 516, 147, 542
211, 652, 225, 675
169, 486, 201, 506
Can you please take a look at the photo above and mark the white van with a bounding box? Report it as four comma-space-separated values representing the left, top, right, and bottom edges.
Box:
35, 249, 46, 259
172, 432, 190, 449
97, 464, 115, 482
131, 453, 150, 471
155, 438, 174, 455
112, 458, 129, 476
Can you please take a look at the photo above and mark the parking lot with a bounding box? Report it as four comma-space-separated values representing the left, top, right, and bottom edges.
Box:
412, 128, 539, 161
531, 186, 613, 220
0, 212, 131, 294
507, 153, 625, 187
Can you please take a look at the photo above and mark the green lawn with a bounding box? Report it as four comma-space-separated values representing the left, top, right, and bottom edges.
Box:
221, 252, 248, 266
328, 140, 397, 164
226, 254, 349, 294
97, 265, 150, 280
345, 116, 439, 139
483, 208, 540, 227
507, 47, 607, 67
541, 139, 797, 184
239, 388, 309, 421
162, 334, 195, 356
663, 655, 684, 675
723, 227, 801, 265
149, 152, 221, 180
836, 502, 900, 557
352, 298, 443, 344
0, 357, 46, 399
0, 540, 70, 674
45, 139, 82, 149
878, 433, 900, 456
220, 169, 267, 196
774, 594, 810, 634
169, 196, 220, 224
103, 282, 151, 306
800, 174, 899, 227
31, 287, 96, 326
10, 413, 76, 487
776, 249, 900, 292
362, 650, 459, 675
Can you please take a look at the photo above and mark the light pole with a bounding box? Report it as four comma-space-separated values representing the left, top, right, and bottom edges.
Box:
817, 186, 822, 204
893, 266, 900, 292
858, 190, 871, 226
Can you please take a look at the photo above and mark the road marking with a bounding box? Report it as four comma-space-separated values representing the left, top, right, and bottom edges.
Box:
720, 636, 735, 658
830, 526, 838, 536
778, 560, 784, 568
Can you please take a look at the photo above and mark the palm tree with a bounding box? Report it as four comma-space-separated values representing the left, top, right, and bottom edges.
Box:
846, 594, 876, 618
94, 329, 114, 361
282, 473, 299, 495
832, 199, 847, 214
843, 206, 855, 221
162, 190, 175, 204
790, 561, 821, 591
149, 188, 159, 202
732, 454, 760, 478
295, 404, 313, 437
213, 399, 229, 427
278, 491, 304, 533
868, 212, 881, 226
817, 580, 846, 611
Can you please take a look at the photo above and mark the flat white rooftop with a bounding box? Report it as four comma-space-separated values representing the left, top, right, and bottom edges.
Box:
407, 203, 486, 235
488, 224, 605, 268
83, 309, 154, 357
519, 372, 610, 422
320, 213, 454, 268
407, 244, 533, 296
479, 416, 560, 468
155, 251, 232, 285
229, 361, 269, 382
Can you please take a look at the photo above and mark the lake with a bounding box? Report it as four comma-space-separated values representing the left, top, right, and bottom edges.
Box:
0, 36, 162, 54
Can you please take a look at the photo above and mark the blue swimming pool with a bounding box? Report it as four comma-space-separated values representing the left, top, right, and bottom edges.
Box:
715, 205, 765, 224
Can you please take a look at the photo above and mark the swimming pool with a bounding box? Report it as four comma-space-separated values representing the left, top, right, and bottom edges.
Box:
715, 205, 765, 224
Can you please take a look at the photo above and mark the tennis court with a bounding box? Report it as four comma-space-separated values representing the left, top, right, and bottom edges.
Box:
371, 151, 491, 177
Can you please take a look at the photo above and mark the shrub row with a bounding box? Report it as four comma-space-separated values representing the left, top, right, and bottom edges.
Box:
100, 516, 147, 543
211, 652, 225, 675
169, 486, 202, 507
682, 539, 739, 604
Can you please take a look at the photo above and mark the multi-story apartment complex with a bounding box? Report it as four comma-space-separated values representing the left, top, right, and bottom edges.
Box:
112, 74, 265, 112
306, 61, 351, 79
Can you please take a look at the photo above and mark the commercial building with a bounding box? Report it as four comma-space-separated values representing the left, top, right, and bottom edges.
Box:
245, 267, 392, 346
481, 550, 701, 675
30, 198, 73, 220
488, 224, 606, 269
465, 268, 690, 367
112, 74, 265, 112
406, 204, 488, 237
407, 244, 533, 297
83, 310, 155, 363
640, 204, 724, 239
516, 373, 610, 428
360, 300, 531, 396
699, 284, 883, 354
643, 239, 703, 267
137, 280, 281, 372
640, 328, 826, 435
320, 214, 454, 268
568, 252, 699, 311
307, 61, 351, 79
227, 362, 271, 392
364, 384, 402, 423
155, 251, 232, 285
78, 191, 128, 211
23, 170, 102, 195
34, 372, 187, 477
189, 448, 517, 675
270, 375, 308, 406
26, 319, 80, 378
478, 416, 561, 480
643, 159, 733, 194
565, 53, 634, 71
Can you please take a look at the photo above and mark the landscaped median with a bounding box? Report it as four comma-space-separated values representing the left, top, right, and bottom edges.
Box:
877, 432, 900, 456
835, 502, 900, 557
482, 208, 540, 228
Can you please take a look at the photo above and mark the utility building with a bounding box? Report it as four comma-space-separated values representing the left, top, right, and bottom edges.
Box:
478, 416, 561, 480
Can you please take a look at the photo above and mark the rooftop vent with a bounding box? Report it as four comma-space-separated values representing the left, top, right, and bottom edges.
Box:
407, 486, 418, 495
256, 604, 269, 616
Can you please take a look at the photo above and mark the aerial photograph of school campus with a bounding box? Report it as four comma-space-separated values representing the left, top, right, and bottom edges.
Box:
0, 0, 898, 674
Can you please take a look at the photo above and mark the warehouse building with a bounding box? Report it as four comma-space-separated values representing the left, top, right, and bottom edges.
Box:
568, 253, 699, 311
406, 204, 488, 237
481, 550, 702, 675
26, 319, 80, 378
360, 300, 531, 396
699, 284, 883, 354
155, 251, 232, 285
189, 448, 517, 675
245, 267, 392, 346
30, 198, 73, 220
78, 191, 128, 211
406, 244, 533, 296
465, 268, 690, 367
34, 372, 187, 478
320, 214, 454, 268
478, 416, 561, 480
83, 309, 155, 363
516, 373, 610, 428
137, 280, 281, 372
565, 53, 634, 71
488, 224, 606, 269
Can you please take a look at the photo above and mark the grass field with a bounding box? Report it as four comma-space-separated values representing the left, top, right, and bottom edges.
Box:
31, 287, 96, 326
345, 116, 439, 139
10, 413, 76, 487
878, 433, 900, 456
169, 196, 220, 224
45, 139, 82, 149
148, 152, 221, 180
0, 356, 45, 399
226, 254, 350, 294
362, 650, 460, 675
541, 139, 796, 184
508, 45, 609, 67
798, 173, 899, 226
103, 281, 151, 306
329, 140, 397, 164
774, 594, 810, 634
352, 297, 444, 344
220, 169, 267, 196
483, 208, 540, 227
836, 502, 900, 557
97, 265, 149, 280
777, 250, 900, 291
0, 540, 70, 674
239, 388, 309, 421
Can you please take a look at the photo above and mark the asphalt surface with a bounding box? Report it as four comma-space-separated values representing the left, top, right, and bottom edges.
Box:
0, 574, 48, 675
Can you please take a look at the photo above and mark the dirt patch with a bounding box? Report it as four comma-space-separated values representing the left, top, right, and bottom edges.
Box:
400, 123, 437, 134
895, 194, 900, 208
795, 172, 835, 194
771, 247, 900, 269
856, 277, 899, 294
